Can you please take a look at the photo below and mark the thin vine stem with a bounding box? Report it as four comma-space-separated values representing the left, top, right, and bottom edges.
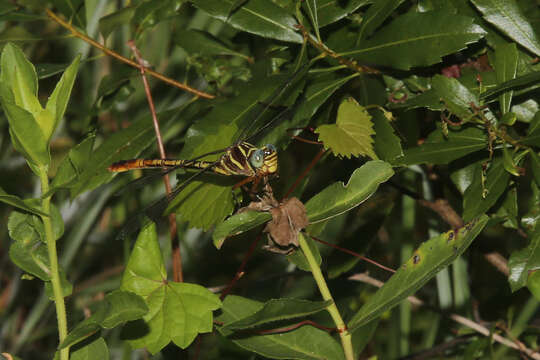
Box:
39, 167, 69, 360
45, 9, 215, 100
297, 233, 354, 360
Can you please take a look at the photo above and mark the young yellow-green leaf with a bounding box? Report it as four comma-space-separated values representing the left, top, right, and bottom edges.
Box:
316, 97, 377, 159
494, 43, 518, 114
45, 54, 80, 140
508, 227, 540, 292
1, 96, 49, 169
349, 215, 488, 329
121, 224, 221, 353
0, 43, 39, 111
305, 160, 394, 223
471, 0, 540, 57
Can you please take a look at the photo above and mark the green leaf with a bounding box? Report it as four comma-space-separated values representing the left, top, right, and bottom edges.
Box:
494, 43, 518, 114
502, 146, 520, 176
358, 0, 406, 39
98, 6, 136, 40
68, 109, 176, 198
351, 319, 379, 358
61, 290, 148, 349
527, 270, 540, 301
305, 161, 394, 223
303, 0, 320, 40
341, 11, 486, 70
293, 72, 358, 128
190, 0, 303, 44
51, 134, 96, 191
174, 29, 250, 60
432, 75, 479, 120
213, 210, 271, 249
9, 239, 50, 280
530, 151, 540, 188
508, 227, 540, 291
523, 111, 540, 147
121, 224, 221, 353
463, 156, 511, 221
287, 235, 321, 272
224, 298, 332, 330
44, 268, 73, 300
1, 91, 49, 169
217, 295, 345, 360
349, 215, 489, 328
100, 290, 149, 329
166, 179, 235, 231
316, 97, 377, 159
522, 182, 540, 237
372, 109, 403, 161
393, 126, 487, 166
0, 187, 47, 216
312, 0, 371, 28
471, 0, 540, 57
45, 54, 80, 140
70, 337, 109, 360
481, 70, 540, 100
0, 43, 39, 112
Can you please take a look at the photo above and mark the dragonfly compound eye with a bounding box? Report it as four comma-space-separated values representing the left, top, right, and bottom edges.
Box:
249, 149, 265, 169
264, 144, 276, 155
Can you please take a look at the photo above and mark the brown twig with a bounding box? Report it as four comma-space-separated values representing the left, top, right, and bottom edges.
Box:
283, 148, 326, 199
220, 232, 262, 300
309, 234, 396, 273
45, 9, 215, 99
349, 272, 540, 360
128, 41, 183, 282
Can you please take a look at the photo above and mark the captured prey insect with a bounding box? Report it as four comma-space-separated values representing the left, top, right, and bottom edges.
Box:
107, 62, 310, 231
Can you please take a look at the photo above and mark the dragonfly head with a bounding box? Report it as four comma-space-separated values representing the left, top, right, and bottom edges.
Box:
249, 144, 278, 176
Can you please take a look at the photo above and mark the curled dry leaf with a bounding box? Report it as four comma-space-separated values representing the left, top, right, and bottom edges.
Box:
239, 186, 309, 254
264, 197, 309, 254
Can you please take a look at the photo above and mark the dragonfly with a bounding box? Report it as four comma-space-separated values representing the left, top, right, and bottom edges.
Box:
108, 62, 310, 231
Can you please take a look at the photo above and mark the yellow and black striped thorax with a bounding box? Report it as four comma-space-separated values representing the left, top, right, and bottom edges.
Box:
108, 142, 278, 178
214, 142, 278, 177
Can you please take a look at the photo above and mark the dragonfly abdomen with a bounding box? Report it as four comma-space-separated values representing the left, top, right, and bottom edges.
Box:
108, 159, 216, 172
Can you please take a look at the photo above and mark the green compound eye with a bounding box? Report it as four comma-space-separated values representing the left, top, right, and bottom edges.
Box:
249, 149, 265, 168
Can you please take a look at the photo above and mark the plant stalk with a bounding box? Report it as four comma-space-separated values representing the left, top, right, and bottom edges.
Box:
39, 168, 69, 360
298, 233, 354, 360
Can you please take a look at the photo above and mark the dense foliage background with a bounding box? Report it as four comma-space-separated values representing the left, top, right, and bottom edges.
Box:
1, 0, 540, 359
